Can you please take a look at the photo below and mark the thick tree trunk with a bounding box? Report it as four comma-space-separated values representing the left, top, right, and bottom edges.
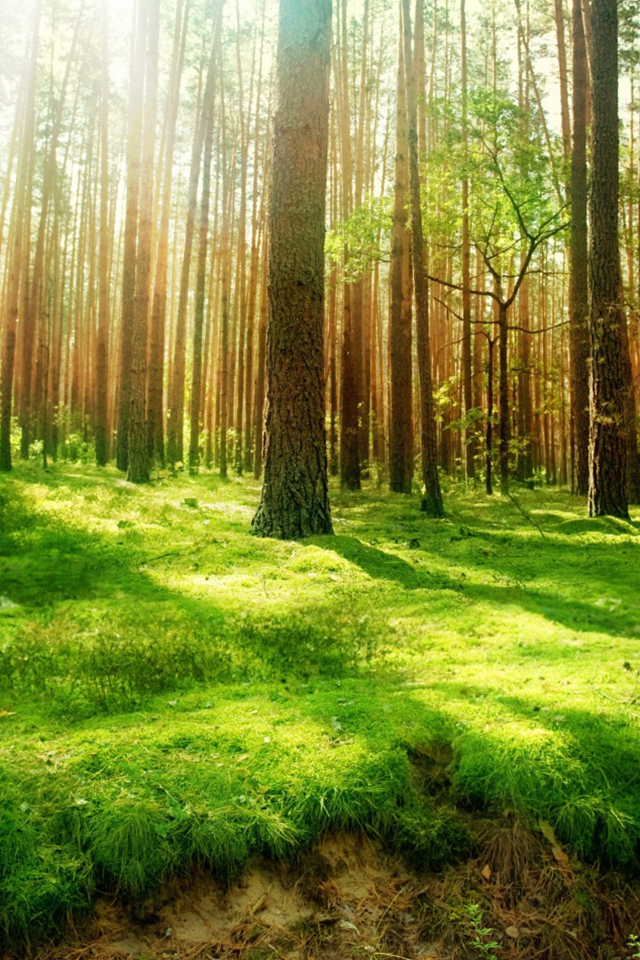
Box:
401, 0, 444, 517
252, 0, 333, 539
587, 0, 629, 519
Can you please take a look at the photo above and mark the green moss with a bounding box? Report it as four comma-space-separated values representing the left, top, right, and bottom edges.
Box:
0, 463, 639, 947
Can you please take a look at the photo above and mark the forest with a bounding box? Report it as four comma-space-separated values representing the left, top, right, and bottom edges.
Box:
1, 0, 640, 956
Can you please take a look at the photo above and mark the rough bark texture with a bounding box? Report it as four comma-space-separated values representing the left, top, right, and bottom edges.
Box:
389, 21, 413, 495
569, 0, 590, 496
251, 0, 333, 539
587, 0, 629, 519
401, 0, 444, 518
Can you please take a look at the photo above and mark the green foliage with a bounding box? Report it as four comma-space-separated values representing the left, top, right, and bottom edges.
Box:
326, 195, 392, 282
464, 903, 501, 960
629, 933, 640, 959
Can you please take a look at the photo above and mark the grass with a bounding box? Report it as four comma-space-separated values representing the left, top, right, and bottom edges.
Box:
1, 461, 640, 950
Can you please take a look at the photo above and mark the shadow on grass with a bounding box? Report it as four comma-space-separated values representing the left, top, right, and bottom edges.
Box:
306, 534, 425, 589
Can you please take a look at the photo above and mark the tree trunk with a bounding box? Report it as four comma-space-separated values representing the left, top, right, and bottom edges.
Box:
167, 23, 221, 466
569, 0, 590, 496
337, 0, 360, 491
401, 0, 444, 517
460, 0, 474, 480
389, 15, 413, 494
498, 300, 510, 495
147, 0, 190, 467
127, 0, 159, 484
188, 111, 214, 473
95, 0, 110, 467
252, 0, 333, 539
587, 0, 629, 518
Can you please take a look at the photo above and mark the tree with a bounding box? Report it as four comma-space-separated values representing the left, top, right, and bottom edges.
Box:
389, 11, 413, 495
401, 0, 444, 518
569, 0, 590, 496
251, 0, 333, 539
0, 0, 42, 472
127, 0, 160, 484
95, 0, 110, 468
587, 0, 630, 519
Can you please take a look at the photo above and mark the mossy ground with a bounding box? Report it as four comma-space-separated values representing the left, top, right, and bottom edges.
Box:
1, 463, 640, 953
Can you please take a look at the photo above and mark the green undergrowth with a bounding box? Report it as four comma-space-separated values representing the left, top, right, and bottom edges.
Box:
1, 463, 639, 950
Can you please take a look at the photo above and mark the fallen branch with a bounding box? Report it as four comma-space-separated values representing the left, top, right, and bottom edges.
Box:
507, 493, 546, 539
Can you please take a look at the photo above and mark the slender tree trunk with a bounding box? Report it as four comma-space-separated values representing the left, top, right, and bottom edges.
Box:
147, 0, 190, 466
116, 0, 146, 472
569, 0, 590, 495
337, 0, 360, 491
460, 0, 474, 479
95, 0, 110, 467
389, 15, 413, 494
0, 0, 42, 471
167, 16, 221, 466
498, 300, 511, 496
128, 0, 159, 484
252, 229, 268, 479
486, 336, 494, 496
189, 112, 214, 472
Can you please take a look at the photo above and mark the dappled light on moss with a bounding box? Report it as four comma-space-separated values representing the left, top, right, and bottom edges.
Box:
1, 464, 640, 949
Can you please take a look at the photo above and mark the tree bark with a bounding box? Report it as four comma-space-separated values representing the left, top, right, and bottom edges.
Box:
188, 111, 214, 472
389, 15, 413, 494
401, 0, 444, 517
587, 0, 629, 519
127, 0, 160, 484
569, 0, 590, 496
116, 0, 146, 472
95, 0, 110, 467
252, 0, 333, 539
147, 0, 190, 467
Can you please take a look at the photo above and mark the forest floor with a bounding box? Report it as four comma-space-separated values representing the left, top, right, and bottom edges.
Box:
1, 464, 640, 959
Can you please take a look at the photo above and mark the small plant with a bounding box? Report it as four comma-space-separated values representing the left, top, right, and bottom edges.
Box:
629, 933, 640, 959
464, 903, 500, 960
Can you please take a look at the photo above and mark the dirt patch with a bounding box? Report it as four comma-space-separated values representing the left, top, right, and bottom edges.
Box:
22, 822, 640, 960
